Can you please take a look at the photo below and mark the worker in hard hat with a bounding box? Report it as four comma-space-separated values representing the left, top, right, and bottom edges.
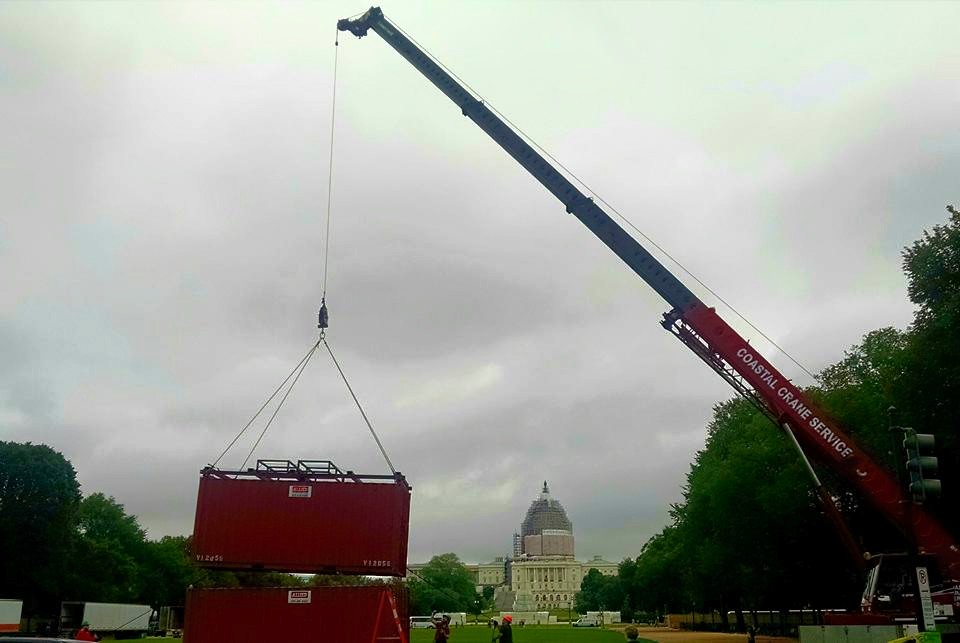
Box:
74, 621, 99, 641
499, 614, 513, 643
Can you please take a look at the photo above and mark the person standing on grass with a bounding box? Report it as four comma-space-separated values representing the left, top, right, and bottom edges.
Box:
74, 622, 99, 641
433, 614, 451, 642
499, 614, 513, 643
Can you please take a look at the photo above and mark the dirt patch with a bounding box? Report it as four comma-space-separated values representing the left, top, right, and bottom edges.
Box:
618, 626, 794, 643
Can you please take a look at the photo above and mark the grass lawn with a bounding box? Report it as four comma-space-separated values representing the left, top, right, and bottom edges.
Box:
141, 627, 656, 643
411, 626, 654, 642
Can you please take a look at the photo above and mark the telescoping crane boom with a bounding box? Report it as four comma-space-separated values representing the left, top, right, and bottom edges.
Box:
337, 6, 960, 609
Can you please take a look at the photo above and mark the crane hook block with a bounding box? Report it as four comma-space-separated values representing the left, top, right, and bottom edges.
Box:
337, 7, 382, 38
318, 301, 329, 329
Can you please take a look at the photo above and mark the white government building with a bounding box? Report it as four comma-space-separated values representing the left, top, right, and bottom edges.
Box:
409, 482, 618, 611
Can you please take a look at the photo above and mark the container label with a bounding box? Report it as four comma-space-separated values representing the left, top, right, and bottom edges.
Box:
288, 590, 311, 604
195, 554, 224, 562
363, 559, 393, 569
288, 485, 312, 498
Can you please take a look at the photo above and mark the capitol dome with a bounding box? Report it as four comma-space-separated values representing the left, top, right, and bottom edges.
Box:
520, 481, 572, 545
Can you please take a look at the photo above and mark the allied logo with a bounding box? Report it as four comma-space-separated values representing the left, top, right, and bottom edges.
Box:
289, 485, 312, 498
288, 590, 311, 604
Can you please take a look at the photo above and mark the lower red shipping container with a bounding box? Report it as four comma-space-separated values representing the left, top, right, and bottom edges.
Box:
184, 585, 410, 643
193, 462, 410, 576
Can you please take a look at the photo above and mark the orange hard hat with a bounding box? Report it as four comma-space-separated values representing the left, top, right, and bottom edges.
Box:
503, 615, 512, 623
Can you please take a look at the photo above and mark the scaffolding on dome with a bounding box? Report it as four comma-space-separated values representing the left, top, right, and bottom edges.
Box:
519, 480, 573, 555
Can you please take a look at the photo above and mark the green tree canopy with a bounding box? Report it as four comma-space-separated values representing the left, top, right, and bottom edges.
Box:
408, 553, 475, 615
0, 442, 81, 614
481, 585, 495, 602
624, 527, 685, 617
904, 205, 960, 330
575, 568, 623, 613
898, 205, 960, 533
140, 536, 207, 606
69, 492, 150, 602
310, 574, 377, 587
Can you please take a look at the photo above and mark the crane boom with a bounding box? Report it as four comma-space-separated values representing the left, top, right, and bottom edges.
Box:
338, 6, 959, 581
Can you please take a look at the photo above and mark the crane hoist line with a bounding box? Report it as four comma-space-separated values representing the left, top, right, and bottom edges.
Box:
206, 24, 400, 476
336, 3, 960, 621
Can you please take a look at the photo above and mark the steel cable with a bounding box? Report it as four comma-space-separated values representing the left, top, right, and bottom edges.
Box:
211, 340, 322, 468
238, 339, 321, 471
386, 15, 819, 384
322, 337, 397, 475
322, 26, 340, 302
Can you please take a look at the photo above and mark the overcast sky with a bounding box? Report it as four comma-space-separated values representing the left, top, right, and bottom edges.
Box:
2, 1, 958, 566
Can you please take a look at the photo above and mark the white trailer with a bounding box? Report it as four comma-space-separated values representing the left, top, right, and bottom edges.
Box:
0, 599, 23, 633
60, 602, 152, 638
586, 610, 622, 624
439, 612, 466, 626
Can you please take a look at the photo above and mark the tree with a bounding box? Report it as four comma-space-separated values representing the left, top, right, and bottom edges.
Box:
818, 326, 910, 455
408, 553, 475, 615
0, 442, 81, 615
575, 568, 622, 613
141, 536, 206, 606
903, 205, 960, 332
68, 493, 149, 602
481, 584, 495, 606
899, 204, 960, 534
233, 572, 306, 588
627, 527, 686, 617
469, 592, 483, 622
310, 574, 375, 587
629, 397, 864, 631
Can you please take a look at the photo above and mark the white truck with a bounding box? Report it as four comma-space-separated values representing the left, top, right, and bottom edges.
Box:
60, 602, 153, 639
572, 615, 601, 627
573, 611, 622, 627
0, 599, 23, 633
409, 616, 435, 629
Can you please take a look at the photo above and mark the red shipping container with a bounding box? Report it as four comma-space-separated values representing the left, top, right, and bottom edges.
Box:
184, 585, 409, 643
192, 462, 410, 576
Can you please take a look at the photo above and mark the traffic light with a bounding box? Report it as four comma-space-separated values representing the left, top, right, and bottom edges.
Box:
903, 429, 941, 504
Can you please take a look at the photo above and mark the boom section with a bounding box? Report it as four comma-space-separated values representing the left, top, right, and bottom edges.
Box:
338, 7, 699, 314
338, 7, 960, 579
